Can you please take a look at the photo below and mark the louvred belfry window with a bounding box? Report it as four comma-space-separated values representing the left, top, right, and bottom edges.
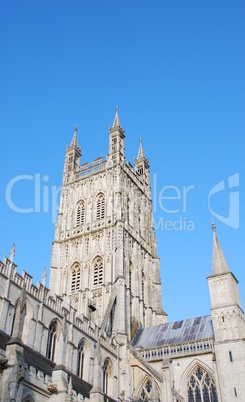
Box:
93, 256, 103, 286
96, 193, 105, 220
71, 263, 81, 291
76, 200, 85, 226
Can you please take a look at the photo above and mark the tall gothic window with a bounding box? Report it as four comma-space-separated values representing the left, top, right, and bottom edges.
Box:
187, 366, 218, 402
93, 256, 103, 287
103, 358, 111, 395
46, 320, 58, 361
77, 339, 85, 378
76, 200, 85, 226
71, 263, 81, 291
96, 193, 105, 220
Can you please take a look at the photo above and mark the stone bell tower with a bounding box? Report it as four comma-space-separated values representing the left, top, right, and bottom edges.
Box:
49, 110, 166, 340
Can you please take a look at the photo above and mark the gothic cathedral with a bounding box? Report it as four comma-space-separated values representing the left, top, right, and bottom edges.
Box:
0, 110, 245, 402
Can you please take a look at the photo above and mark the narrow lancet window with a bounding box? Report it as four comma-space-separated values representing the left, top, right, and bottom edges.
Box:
46, 320, 58, 361
77, 340, 85, 378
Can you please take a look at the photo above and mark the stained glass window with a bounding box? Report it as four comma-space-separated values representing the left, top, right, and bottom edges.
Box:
187, 366, 218, 402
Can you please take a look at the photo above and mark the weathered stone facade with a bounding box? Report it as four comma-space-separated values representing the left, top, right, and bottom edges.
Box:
0, 111, 244, 401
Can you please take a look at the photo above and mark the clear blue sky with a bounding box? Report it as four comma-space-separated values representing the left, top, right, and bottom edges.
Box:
0, 0, 244, 323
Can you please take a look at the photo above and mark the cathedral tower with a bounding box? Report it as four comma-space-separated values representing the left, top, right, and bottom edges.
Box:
207, 224, 245, 401
49, 110, 166, 341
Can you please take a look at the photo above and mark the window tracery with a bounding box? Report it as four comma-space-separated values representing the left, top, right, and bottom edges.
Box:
138, 379, 160, 402
187, 366, 218, 402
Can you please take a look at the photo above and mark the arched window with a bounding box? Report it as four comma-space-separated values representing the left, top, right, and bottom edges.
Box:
93, 256, 103, 287
76, 200, 85, 226
71, 263, 81, 291
138, 378, 160, 402
77, 339, 85, 378
187, 366, 218, 402
96, 193, 105, 220
46, 320, 58, 361
102, 359, 110, 395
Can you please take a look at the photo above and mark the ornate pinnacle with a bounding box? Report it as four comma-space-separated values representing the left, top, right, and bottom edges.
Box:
212, 221, 216, 233
10, 243, 16, 262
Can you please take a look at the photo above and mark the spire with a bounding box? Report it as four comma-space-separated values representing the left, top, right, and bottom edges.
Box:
137, 137, 145, 159
112, 107, 121, 128
212, 222, 230, 275
70, 125, 78, 146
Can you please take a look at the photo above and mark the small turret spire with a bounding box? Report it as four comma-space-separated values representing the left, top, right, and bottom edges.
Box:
137, 137, 145, 159
70, 125, 78, 146
212, 223, 230, 275
112, 107, 121, 128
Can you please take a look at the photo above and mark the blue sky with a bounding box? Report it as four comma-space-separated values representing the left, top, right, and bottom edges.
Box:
0, 0, 244, 323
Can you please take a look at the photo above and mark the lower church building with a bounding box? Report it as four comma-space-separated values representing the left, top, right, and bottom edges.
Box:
0, 110, 244, 401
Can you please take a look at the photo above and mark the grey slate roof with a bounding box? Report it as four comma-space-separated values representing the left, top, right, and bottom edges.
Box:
132, 315, 214, 349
